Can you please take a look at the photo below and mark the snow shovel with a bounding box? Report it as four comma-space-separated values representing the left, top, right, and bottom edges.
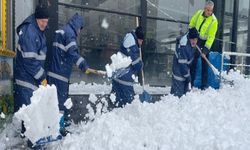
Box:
138, 48, 153, 103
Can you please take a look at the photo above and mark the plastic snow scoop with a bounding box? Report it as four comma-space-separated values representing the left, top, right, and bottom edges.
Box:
195, 45, 234, 86
32, 135, 63, 148
86, 68, 107, 76
196, 45, 220, 77
138, 48, 153, 103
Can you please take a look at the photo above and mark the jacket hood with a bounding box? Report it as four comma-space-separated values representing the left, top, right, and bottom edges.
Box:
68, 13, 84, 35
17, 15, 36, 34
16, 14, 48, 34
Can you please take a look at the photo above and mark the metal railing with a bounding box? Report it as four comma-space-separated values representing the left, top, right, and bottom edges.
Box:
221, 51, 250, 74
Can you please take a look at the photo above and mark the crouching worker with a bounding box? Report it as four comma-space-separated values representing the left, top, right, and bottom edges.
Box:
170, 28, 199, 97
47, 13, 88, 135
111, 26, 144, 107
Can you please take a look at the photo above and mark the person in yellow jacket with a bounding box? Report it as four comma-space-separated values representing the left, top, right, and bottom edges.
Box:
189, 0, 218, 89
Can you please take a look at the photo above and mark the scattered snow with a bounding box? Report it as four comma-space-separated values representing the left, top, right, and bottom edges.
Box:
109, 93, 116, 104
64, 98, 73, 110
89, 94, 98, 104
101, 18, 109, 29
0, 112, 5, 119
14, 85, 62, 144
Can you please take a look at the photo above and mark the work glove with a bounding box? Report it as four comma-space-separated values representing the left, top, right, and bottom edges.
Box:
85, 68, 91, 74
202, 47, 210, 55
41, 79, 48, 86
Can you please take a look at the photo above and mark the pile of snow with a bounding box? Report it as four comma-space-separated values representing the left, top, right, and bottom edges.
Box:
14, 85, 62, 144
105, 52, 132, 77
52, 71, 250, 150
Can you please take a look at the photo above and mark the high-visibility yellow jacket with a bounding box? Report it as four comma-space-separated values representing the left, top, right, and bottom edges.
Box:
189, 10, 218, 50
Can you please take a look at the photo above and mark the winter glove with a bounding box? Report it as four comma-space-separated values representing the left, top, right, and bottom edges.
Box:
41, 79, 47, 86
81, 62, 89, 74
85, 68, 91, 74
202, 47, 210, 55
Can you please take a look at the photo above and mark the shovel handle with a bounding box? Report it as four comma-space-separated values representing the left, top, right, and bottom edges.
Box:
139, 48, 145, 86
195, 45, 220, 76
86, 68, 107, 76
196, 45, 210, 65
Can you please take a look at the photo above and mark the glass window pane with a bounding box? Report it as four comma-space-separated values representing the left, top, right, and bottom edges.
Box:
147, 0, 205, 22
223, 0, 234, 52
144, 19, 188, 86
58, 5, 138, 84
236, 0, 249, 73
59, 0, 141, 15
237, 0, 249, 53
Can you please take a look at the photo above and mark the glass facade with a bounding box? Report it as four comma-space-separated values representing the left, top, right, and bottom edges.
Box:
144, 0, 205, 86
59, 0, 140, 15
147, 0, 205, 22
237, 0, 249, 73
237, 0, 249, 53
56, 0, 250, 86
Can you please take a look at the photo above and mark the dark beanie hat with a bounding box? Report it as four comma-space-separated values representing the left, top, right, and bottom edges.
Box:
188, 27, 199, 39
135, 26, 145, 40
35, 5, 50, 19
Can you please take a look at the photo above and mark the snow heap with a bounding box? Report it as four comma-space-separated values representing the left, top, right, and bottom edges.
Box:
105, 52, 132, 77
14, 85, 62, 144
53, 71, 250, 150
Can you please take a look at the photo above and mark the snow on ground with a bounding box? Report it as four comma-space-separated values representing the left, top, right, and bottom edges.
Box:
1, 71, 250, 150
69, 82, 170, 95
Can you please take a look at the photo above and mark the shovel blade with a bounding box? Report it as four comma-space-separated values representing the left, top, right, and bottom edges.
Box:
139, 90, 153, 103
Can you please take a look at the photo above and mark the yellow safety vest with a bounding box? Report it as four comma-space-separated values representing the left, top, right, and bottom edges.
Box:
189, 10, 218, 49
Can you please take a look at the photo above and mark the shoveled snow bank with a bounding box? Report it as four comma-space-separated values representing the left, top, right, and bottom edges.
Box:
52, 71, 250, 150
14, 85, 62, 144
